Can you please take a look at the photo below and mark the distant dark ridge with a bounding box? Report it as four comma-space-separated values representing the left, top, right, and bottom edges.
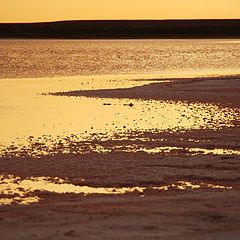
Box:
0, 20, 240, 39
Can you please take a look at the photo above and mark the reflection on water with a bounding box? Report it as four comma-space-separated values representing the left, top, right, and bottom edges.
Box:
1, 133, 239, 158
128, 146, 240, 156
1, 40, 240, 79
0, 76, 239, 152
0, 196, 40, 206
0, 175, 232, 205
0, 70, 239, 156
0, 40, 239, 207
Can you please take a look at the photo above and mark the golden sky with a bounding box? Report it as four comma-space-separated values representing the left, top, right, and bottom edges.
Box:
0, 0, 239, 23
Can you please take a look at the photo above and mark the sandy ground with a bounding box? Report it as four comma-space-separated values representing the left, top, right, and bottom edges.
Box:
53, 76, 240, 107
0, 76, 240, 239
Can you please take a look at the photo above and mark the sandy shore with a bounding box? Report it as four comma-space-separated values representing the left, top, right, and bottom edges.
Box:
53, 76, 240, 107
0, 76, 240, 239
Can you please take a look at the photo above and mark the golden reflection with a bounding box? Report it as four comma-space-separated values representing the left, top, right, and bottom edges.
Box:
0, 74, 239, 151
134, 146, 240, 156
187, 148, 240, 156
1, 136, 240, 158
0, 197, 40, 205
0, 175, 232, 205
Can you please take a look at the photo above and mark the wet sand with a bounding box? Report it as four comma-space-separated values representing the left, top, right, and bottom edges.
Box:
0, 76, 240, 239
53, 76, 240, 107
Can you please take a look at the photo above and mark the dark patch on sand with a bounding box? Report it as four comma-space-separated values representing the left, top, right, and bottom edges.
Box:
51, 76, 240, 107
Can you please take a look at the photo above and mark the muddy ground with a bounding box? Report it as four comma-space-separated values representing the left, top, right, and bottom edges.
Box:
0, 77, 240, 240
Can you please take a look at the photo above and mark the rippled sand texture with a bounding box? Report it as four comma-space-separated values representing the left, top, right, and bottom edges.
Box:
0, 40, 240, 240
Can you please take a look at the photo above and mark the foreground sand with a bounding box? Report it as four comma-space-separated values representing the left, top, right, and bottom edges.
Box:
0, 76, 240, 239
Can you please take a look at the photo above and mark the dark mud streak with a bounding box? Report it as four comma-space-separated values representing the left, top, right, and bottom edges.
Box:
51, 77, 240, 107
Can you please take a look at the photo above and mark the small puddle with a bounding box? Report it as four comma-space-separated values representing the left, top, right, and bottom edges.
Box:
127, 146, 240, 155
1, 134, 240, 158
0, 175, 232, 205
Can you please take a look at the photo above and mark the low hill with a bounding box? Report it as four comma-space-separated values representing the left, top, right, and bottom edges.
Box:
0, 19, 240, 39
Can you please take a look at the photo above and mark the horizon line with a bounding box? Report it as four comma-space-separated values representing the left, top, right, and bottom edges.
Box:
1, 18, 240, 24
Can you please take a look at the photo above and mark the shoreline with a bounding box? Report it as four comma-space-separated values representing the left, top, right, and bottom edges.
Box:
0, 74, 240, 239
1, 126, 240, 239
52, 75, 240, 107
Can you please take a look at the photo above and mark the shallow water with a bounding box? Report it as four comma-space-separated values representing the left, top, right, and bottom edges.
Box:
119, 146, 240, 156
0, 175, 232, 205
1, 39, 240, 79
0, 40, 240, 205
0, 75, 239, 151
1, 39, 239, 151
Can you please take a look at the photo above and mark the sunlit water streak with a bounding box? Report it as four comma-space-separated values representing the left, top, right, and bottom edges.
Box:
0, 175, 232, 205
1, 136, 240, 159
0, 39, 240, 155
0, 75, 239, 153
123, 146, 240, 156
1, 39, 240, 79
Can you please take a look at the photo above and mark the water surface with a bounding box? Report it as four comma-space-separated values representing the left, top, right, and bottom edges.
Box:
0, 40, 240, 204
0, 175, 232, 205
0, 39, 240, 153
1, 39, 240, 79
